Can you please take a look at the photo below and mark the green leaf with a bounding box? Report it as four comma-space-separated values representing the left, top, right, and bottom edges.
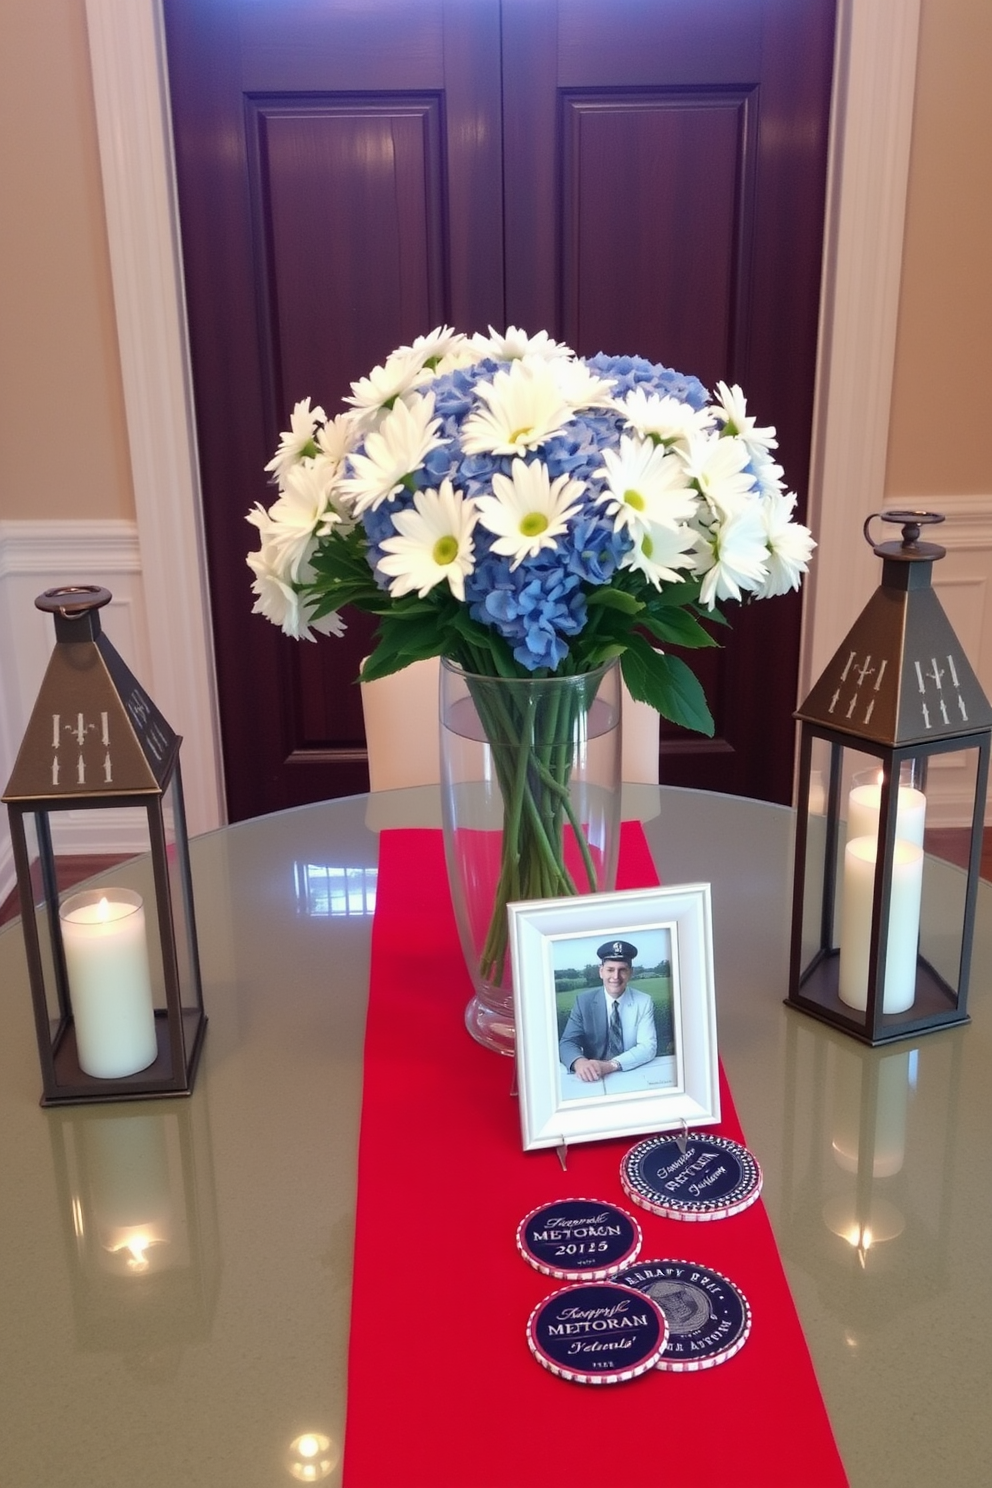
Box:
639, 606, 720, 650
359, 614, 445, 681
650, 579, 703, 609
621, 635, 714, 736
583, 641, 627, 666
586, 587, 644, 616
697, 600, 730, 628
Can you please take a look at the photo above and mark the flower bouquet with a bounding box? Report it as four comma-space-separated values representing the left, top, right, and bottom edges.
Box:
247, 326, 814, 1047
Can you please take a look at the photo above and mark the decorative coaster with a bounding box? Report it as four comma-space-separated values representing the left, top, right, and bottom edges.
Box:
615, 1259, 752, 1370
516, 1198, 642, 1281
620, 1133, 762, 1221
526, 1281, 668, 1385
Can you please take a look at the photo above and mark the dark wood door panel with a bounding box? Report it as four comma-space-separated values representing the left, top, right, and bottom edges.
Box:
165, 0, 835, 818
249, 96, 448, 452
502, 0, 834, 800
164, 0, 504, 818
560, 91, 753, 387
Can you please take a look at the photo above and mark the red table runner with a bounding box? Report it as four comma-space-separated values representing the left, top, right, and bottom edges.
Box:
345, 824, 848, 1487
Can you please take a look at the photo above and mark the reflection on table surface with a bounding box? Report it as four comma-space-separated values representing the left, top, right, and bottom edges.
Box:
1, 785, 990, 1487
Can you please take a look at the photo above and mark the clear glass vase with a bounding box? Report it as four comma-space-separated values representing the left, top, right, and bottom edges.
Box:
440, 657, 622, 1056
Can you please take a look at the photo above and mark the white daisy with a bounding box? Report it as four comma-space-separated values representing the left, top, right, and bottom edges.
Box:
752, 491, 816, 598
344, 345, 425, 426
617, 388, 713, 450
340, 393, 446, 515
246, 548, 346, 642
712, 381, 778, 458
747, 445, 787, 500
246, 458, 342, 583
694, 504, 770, 607
552, 358, 617, 410
680, 431, 756, 520
620, 519, 698, 588
470, 325, 572, 362
596, 435, 698, 537
264, 398, 327, 483
475, 458, 584, 568
315, 410, 360, 470
461, 357, 572, 456
430, 342, 486, 378
377, 479, 478, 601
405, 325, 466, 371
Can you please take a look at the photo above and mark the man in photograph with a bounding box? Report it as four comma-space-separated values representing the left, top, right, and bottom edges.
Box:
558, 939, 657, 1082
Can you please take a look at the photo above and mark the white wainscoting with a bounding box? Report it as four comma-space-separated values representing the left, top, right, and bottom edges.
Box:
0, 520, 157, 905
921, 499, 992, 827
2, 505, 990, 910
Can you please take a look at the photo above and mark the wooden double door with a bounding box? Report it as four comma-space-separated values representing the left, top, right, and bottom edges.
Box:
164, 0, 836, 820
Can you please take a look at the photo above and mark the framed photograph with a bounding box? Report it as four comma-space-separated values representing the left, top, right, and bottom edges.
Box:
509, 885, 719, 1151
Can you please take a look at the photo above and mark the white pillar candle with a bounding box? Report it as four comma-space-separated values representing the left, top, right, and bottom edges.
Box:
847, 777, 926, 849
60, 889, 158, 1078
839, 837, 923, 1014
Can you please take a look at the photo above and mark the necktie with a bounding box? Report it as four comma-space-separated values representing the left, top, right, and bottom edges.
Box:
607, 998, 623, 1059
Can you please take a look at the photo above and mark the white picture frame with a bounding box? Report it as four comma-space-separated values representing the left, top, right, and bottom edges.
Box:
509, 885, 719, 1152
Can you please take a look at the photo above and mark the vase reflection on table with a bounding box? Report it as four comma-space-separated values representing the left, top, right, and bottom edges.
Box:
440, 658, 622, 1054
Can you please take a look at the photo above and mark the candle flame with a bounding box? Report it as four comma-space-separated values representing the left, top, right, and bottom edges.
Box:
97, 896, 111, 922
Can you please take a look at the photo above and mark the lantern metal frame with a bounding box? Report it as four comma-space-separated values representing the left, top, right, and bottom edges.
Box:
3, 586, 207, 1105
787, 512, 992, 1046
788, 725, 989, 1044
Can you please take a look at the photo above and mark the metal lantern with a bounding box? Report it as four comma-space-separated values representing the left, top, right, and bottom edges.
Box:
2, 586, 207, 1103
788, 512, 992, 1045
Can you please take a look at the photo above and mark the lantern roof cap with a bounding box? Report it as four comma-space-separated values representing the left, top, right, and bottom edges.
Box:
2, 587, 179, 803
797, 512, 992, 746
863, 509, 946, 565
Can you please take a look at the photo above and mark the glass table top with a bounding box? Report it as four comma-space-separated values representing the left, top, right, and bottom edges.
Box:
0, 786, 988, 1487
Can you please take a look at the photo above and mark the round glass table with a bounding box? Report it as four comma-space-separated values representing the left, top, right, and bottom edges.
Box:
0, 786, 988, 1486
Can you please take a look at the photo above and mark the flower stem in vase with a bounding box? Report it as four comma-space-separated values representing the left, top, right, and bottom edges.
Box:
443, 662, 620, 1051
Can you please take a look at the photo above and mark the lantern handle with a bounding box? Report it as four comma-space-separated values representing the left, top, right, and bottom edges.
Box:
35, 586, 112, 621
863, 510, 945, 553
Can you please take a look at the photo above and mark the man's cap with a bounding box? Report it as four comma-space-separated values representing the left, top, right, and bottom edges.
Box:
598, 939, 637, 964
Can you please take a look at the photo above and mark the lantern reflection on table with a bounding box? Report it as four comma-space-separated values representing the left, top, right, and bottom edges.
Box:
49, 1098, 220, 1358
779, 1014, 958, 1329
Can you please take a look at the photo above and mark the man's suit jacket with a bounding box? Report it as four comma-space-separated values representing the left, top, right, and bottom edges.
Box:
558, 986, 656, 1072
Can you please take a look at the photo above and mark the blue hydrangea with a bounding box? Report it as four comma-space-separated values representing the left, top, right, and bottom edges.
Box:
349, 346, 707, 664
466, 548, 588, 671
586, 352, 709, 409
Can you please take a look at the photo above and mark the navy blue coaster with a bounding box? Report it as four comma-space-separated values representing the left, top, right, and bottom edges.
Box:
615, 1259, 752, 1370
526, 1281, 668, 1385
516, 1198, 642, 1280
620, 1133, 762, 1221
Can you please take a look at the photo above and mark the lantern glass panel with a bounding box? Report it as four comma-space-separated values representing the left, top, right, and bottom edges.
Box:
16, 810, 61, 1025
160, 768, 201, 1017
796, 804, 835, 973
920, 852, 968, 989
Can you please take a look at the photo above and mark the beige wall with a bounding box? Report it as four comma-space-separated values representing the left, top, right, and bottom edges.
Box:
886, 0, 992, 499
0, 2, 987, 522
0, 0, 133, 521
